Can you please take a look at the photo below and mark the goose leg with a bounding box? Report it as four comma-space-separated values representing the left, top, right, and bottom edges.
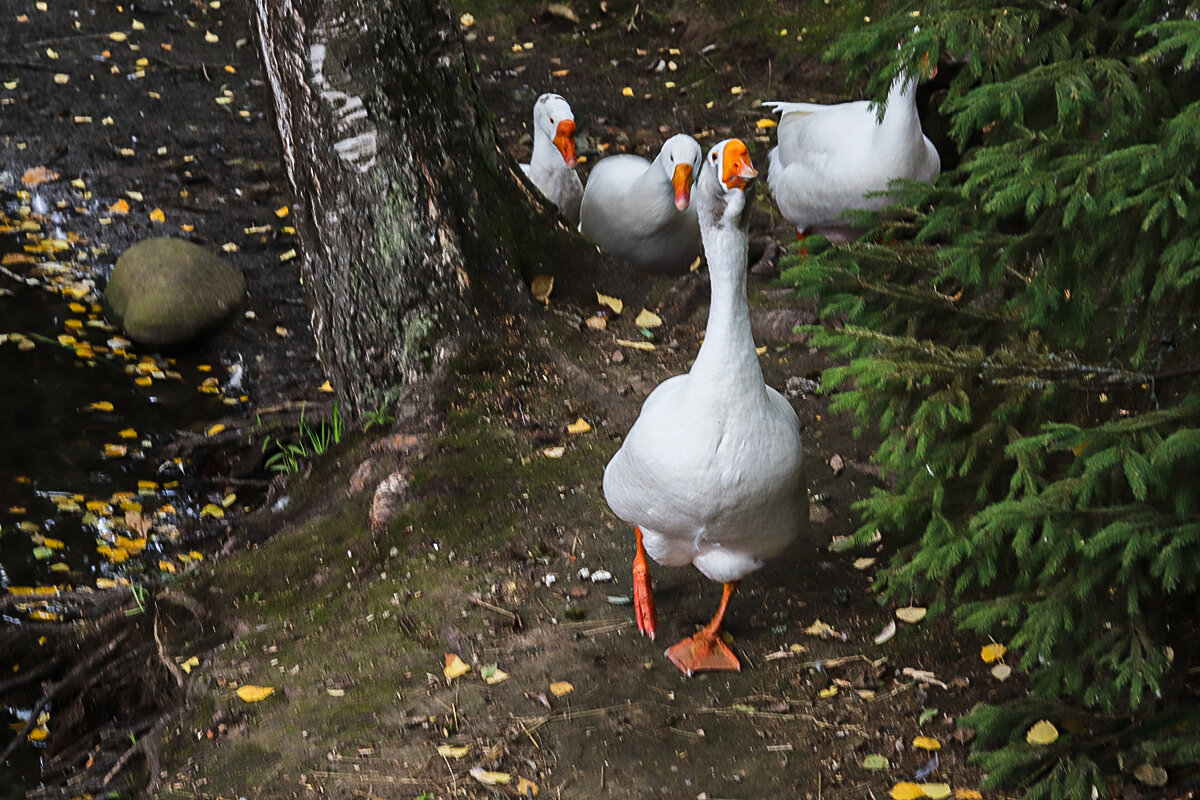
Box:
795, 229, 809, 256
632, 527, 657, 640
666, 580, 742, 676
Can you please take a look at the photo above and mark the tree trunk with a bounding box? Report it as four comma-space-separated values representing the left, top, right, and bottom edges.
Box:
250, 0, 593, 416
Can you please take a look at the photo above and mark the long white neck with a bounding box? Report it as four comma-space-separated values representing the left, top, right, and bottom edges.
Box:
530, 127, 564, 174
690, 196, 764, 390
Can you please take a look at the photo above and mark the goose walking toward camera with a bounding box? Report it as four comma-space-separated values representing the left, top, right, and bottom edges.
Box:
578, 133, 703, 274
763, 69, 939, 243
603, 139, 808, 676
521, 93, 583, 226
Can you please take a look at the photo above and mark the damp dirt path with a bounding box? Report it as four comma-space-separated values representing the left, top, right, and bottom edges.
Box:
2, 2, 1016, 799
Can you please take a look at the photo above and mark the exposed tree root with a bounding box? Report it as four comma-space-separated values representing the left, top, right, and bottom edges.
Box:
1, 583, 225, 797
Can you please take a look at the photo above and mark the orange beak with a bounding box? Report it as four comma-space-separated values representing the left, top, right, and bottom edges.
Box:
671, 162, 694, 210
553, 119, 578, 168
721, 139, 757, 190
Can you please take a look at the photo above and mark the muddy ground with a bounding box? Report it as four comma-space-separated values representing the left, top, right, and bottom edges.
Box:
2, 1, 1021, 798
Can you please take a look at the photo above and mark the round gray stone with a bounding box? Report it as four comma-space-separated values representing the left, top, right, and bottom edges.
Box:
105, 237, 245, 347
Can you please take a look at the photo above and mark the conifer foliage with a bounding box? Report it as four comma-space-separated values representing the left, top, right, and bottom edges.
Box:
782, 2, 1200, 797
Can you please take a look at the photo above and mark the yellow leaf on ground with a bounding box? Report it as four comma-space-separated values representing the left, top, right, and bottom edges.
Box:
818, 686, 838, 698
1026, 719, 1059, 745
615, 338, 655, 351
804, 619, 837, 637
981, 642, 1007, 663
913, 736, 941, 751
567, 418, 591, 435
149, 208, 166, 222
516, 776, 539, 796
28, 728, 48, 742
470, 767, 511, 786
108, 198, 130, 215
955, 790, 983, 800
109, 31, 128, 41
920, 784, 952, 799
756, 118, 778, 128
207, 423, 226, 436
891, 782, 926, 800
621, 86, 634, 97
236, 684, 274, 702
179, 655, 199, 673
634, 308, 662, 328
91, 401, 114, 413
543, 446, 565, 458
550, 680, 574, 697
437, 744, 470, 758
596, 292, 624, 314
318, 380, 334, 393
200, 503, 224, 518
21, 166, 60, 186
531, 274, 554, 304
896, 606, 927, 623
443, 653, 470, 681
103, 443, 128, 458
484, 668, 510, 685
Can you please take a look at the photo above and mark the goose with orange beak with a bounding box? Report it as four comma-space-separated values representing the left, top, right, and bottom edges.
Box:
763, 62, 940, 244
578, 133, 702, 274
521, 93, 583, 226
603, 139, 809, 675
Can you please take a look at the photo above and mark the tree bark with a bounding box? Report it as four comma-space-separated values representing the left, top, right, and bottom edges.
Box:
250, 0, 591, 416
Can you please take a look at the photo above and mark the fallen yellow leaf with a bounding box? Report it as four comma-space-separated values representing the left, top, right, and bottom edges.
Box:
549, 680, 574, 697
596, 292, 624, 314
207, 423, 226, 436
531, 274, 554, 304
443, 653, 470, 681
470, 767, 512, 786
818, 686, 838, 698
21, 166, 60, 186
543, 446, 566, 458
90, 401, 115, 412
615, 338, 655, 351
756, 118, 778, 128
634, 308, 662, 328
954, 790, 983, 800
516, 776, 539, 796
1026, 719, 1059, 745
109, 31, 127, 41
108, 198, 130, 215
318, 380, 334, 393
149, 208, 166, 223
895, 606, 928, 624
28, 728, 48, 742
236, 684, 274, 702
621, 86, 634, 97
437, 744, 470, 758
567, 418, 591, 435
913, 735, 941, 751
891, 782, 926, 800
920, 784, 952, 799
484, 668, 509, 685
981, 642, 1007, 663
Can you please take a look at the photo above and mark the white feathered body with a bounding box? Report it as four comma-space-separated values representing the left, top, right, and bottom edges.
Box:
765, 75, 940, 236
579, 138, 702, 274
603, 156, 807, 584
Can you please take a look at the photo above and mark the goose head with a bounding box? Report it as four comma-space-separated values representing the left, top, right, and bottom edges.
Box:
658, 134, 703, 211
696, 138, 758, 228
533, 93, 578, 168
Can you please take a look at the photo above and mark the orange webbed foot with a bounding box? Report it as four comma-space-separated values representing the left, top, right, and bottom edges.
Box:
632, 527, 657, 640
665, 629, 741, 676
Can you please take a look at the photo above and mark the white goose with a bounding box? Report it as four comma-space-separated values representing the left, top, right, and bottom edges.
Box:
521, 93, 583, 226
763, 69, 940, 242
578, 133, 703, 274
603, 139, 808, 676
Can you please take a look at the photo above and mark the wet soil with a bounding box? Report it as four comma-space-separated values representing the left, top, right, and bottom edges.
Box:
2, 1, 1018, 798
